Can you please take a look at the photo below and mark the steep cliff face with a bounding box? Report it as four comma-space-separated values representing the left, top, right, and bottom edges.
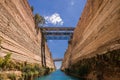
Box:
61, 41, 72, 70
62, 0, 120, 79
45, 42, 55, 68
0, 0, 54, 68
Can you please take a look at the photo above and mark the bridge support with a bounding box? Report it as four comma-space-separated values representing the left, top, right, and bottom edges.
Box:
41, 31, 46, 67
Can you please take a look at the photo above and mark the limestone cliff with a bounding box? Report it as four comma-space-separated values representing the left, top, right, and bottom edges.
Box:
45, 42, 55, 68
0, 0, 54, 68
62, 0, 120, 79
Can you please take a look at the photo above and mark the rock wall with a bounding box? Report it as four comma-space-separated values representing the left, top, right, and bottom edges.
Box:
62, 0, 120, 79
0, 0, 55, 68
61, 41, 72, 70
45, 42, 55, 68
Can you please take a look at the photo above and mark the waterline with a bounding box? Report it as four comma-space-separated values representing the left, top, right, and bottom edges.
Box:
35, 69, 81, 80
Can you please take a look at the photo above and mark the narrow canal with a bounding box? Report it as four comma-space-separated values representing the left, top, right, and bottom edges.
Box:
35, 70, 82, 80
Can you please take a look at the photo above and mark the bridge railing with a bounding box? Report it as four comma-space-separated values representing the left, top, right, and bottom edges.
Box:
40, 27, 75, 40
40, 27, 75, 31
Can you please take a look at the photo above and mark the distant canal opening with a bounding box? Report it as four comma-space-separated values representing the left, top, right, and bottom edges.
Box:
35, 69, 83, 80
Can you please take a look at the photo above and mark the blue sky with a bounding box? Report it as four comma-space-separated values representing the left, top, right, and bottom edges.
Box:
28, 0, 86, 69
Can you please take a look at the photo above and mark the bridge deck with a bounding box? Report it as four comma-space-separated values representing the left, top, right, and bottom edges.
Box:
43, 32, 73, 36
40, 27, 74, 40
53, 58, 63, 62
40, 27, 75, 31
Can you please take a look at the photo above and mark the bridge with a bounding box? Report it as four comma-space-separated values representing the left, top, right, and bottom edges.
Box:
53, 58, 63, 62
40, 27, 74, 31
40, 27, 75, 40
40, 27, 74, 66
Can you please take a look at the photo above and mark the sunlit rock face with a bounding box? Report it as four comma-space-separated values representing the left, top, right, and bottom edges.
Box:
0, 0, 55, 68
62, 0, 120, 79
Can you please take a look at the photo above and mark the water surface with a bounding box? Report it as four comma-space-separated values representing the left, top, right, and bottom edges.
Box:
35, 70, 81, 80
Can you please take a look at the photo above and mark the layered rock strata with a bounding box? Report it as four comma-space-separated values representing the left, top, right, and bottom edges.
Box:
45, 42, 55, 68
62, 0, 120, 79
0, 0, 54, 68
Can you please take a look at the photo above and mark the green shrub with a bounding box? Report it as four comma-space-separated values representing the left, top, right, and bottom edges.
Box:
21, 63, 46, 80
0, 53, 52, 80
0, 57, 3, 68
31, 6, 34, 12
8, 73, 16, 80
0, 53, 12, 70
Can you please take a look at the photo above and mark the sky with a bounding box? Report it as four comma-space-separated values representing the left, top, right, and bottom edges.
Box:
28, 0, 86, 69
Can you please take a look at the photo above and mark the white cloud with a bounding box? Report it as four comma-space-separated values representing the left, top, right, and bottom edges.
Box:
44, 13, 64, 25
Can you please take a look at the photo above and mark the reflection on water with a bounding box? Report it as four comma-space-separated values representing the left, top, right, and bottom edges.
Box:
35, 69, 82, 80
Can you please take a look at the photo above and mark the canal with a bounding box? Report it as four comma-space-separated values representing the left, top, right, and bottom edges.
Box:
35, 70, 82, 80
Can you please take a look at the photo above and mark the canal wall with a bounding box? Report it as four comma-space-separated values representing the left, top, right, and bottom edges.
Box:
62, 0, 120, 80
0, 0, 55, 68
45, 42, 55, 68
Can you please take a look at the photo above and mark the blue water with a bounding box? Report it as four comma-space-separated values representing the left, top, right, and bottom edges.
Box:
35, 70, 81, 80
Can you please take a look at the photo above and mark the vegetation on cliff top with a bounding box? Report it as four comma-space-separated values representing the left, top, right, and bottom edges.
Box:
31, 6, 45, 34
34, 14, 45, 27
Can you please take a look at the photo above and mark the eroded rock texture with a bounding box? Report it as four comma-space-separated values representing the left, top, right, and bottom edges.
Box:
0, 0, 54, 68
45, 42, 55, 68
62, 0, 120, 79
